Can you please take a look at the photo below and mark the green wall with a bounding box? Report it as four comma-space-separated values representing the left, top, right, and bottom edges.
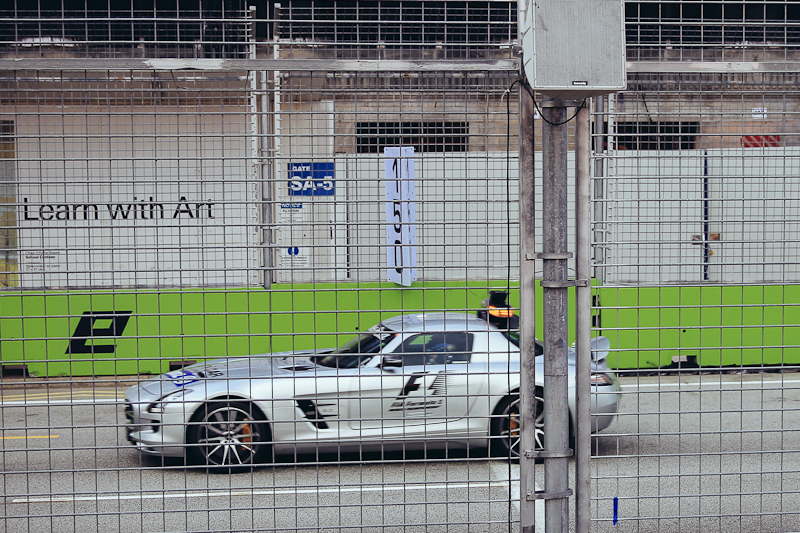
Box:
597, 285, 800, 369
2, 282, 798, 376
1, 282, 534, 377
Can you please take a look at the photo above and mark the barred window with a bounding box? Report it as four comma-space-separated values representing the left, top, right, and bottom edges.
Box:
615, 121, 699, 150
356, 121, 469, 153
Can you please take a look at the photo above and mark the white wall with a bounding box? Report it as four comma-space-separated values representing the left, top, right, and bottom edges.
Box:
274, 151, 536, 284
14, 106, 259, 289
604, 148, 800, 285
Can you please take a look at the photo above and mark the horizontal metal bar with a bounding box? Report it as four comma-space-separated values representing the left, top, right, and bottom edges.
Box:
526, 489, 574, 501
524, 449, 573, 459
2, 58, 773, 74
0, 58, 520, 72
540, 280, 575, 288
628, 60, 800, 74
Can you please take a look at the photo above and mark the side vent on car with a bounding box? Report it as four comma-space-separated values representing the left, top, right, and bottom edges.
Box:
296, 400, 330, 429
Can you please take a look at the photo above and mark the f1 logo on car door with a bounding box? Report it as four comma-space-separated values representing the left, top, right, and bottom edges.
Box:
388, 372, 446, 413
347, 332, 475, 432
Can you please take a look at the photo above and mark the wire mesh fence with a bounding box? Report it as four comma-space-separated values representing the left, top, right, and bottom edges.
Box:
2, 1, 800, 532
1, 4, 531, 532
591, 68, 800, 531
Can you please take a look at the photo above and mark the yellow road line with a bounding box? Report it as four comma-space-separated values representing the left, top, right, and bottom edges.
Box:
0, 390, 125, 402
3, 390, 122, 396
2, 435, 59, 440
0, 394, 123, 400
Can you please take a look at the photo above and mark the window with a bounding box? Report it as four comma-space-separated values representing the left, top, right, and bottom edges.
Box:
0, 120, 16, 288
615, 122, 699, 150
357, 121, 469, 153
396, 332, 474, 365
314, 332, 395, 368
626, 2, 800, 45
502, 331, 544, 356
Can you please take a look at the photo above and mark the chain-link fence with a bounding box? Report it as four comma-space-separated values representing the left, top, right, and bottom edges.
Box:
2, 2, 800, 532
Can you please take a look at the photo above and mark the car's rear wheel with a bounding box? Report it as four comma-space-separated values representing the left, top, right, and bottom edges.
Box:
187, 401, 269, 469
491, 391, 545, 459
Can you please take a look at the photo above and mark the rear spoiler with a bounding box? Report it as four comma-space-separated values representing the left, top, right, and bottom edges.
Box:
589, 336, 611, 362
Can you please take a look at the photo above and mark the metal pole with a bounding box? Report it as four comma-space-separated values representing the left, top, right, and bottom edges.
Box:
575, 102, 592, 533
516, 3, 542, 531
593, 96, 606, 282
519, 83, 538, 533
541, 97, 570, 533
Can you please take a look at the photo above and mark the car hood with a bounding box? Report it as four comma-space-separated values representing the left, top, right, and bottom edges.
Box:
131, 349, 334, 399
194, 350, 328, 378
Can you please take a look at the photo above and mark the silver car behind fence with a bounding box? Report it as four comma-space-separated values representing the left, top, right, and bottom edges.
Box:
124, 312, 620, 468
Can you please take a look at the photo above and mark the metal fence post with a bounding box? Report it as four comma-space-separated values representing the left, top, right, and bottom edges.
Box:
519, 82, 538, 533
575, 102, 592, 532
541, 98, 571, 533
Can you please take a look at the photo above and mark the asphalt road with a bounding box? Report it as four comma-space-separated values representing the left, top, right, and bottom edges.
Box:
593, 371, 800, 533
0, 383, 526, 533
2, 372, 800, 532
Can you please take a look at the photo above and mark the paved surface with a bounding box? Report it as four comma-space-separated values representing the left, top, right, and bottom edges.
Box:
2, 372, 800, 532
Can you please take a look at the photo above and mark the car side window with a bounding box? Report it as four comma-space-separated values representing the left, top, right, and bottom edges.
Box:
395, 332, 474, 365
502, 331, 543, 356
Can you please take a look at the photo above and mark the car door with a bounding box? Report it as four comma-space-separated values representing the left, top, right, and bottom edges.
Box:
347, 331, 475, 432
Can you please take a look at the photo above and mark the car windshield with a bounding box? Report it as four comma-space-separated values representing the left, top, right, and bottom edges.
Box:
313, 332, 394, 368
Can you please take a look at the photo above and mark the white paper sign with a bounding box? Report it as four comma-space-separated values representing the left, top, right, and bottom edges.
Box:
277, 202, 308, 224
279, 246, 309, 267
22, 250, 62, 273
385, 147, 418, 286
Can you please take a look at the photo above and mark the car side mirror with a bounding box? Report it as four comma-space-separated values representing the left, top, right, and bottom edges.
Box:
382, 353, 403, 368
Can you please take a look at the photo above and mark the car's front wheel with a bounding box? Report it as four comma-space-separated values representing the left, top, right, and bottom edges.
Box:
491, 391, 545, 459
187, 401, 270, 469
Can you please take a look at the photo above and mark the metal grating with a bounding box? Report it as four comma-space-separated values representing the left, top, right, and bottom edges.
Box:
2, 2, 800, 533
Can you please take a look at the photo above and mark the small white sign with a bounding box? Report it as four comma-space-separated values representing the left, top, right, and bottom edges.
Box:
279, 246, 309, 267
22, 250, 62, 273
385, 147, 418, 287
277, 202, 308, 224
752, 107, 768, 120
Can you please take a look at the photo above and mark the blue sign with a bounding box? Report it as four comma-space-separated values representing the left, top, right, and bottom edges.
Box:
288, 162, 335, 196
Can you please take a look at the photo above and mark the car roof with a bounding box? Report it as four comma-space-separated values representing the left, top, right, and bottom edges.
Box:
379, 312, 501, 334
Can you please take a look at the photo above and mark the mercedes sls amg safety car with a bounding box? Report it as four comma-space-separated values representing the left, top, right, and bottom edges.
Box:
123, 311, 619, 467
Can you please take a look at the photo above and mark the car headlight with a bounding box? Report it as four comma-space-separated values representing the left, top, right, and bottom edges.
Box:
590, 373, 614, 386
146, 389, 188, 414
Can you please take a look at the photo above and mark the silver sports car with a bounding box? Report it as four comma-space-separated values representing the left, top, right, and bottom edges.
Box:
124, 312, 620, 467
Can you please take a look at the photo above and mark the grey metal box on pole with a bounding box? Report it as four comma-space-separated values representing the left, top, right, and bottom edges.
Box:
520, 0, 627, 98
